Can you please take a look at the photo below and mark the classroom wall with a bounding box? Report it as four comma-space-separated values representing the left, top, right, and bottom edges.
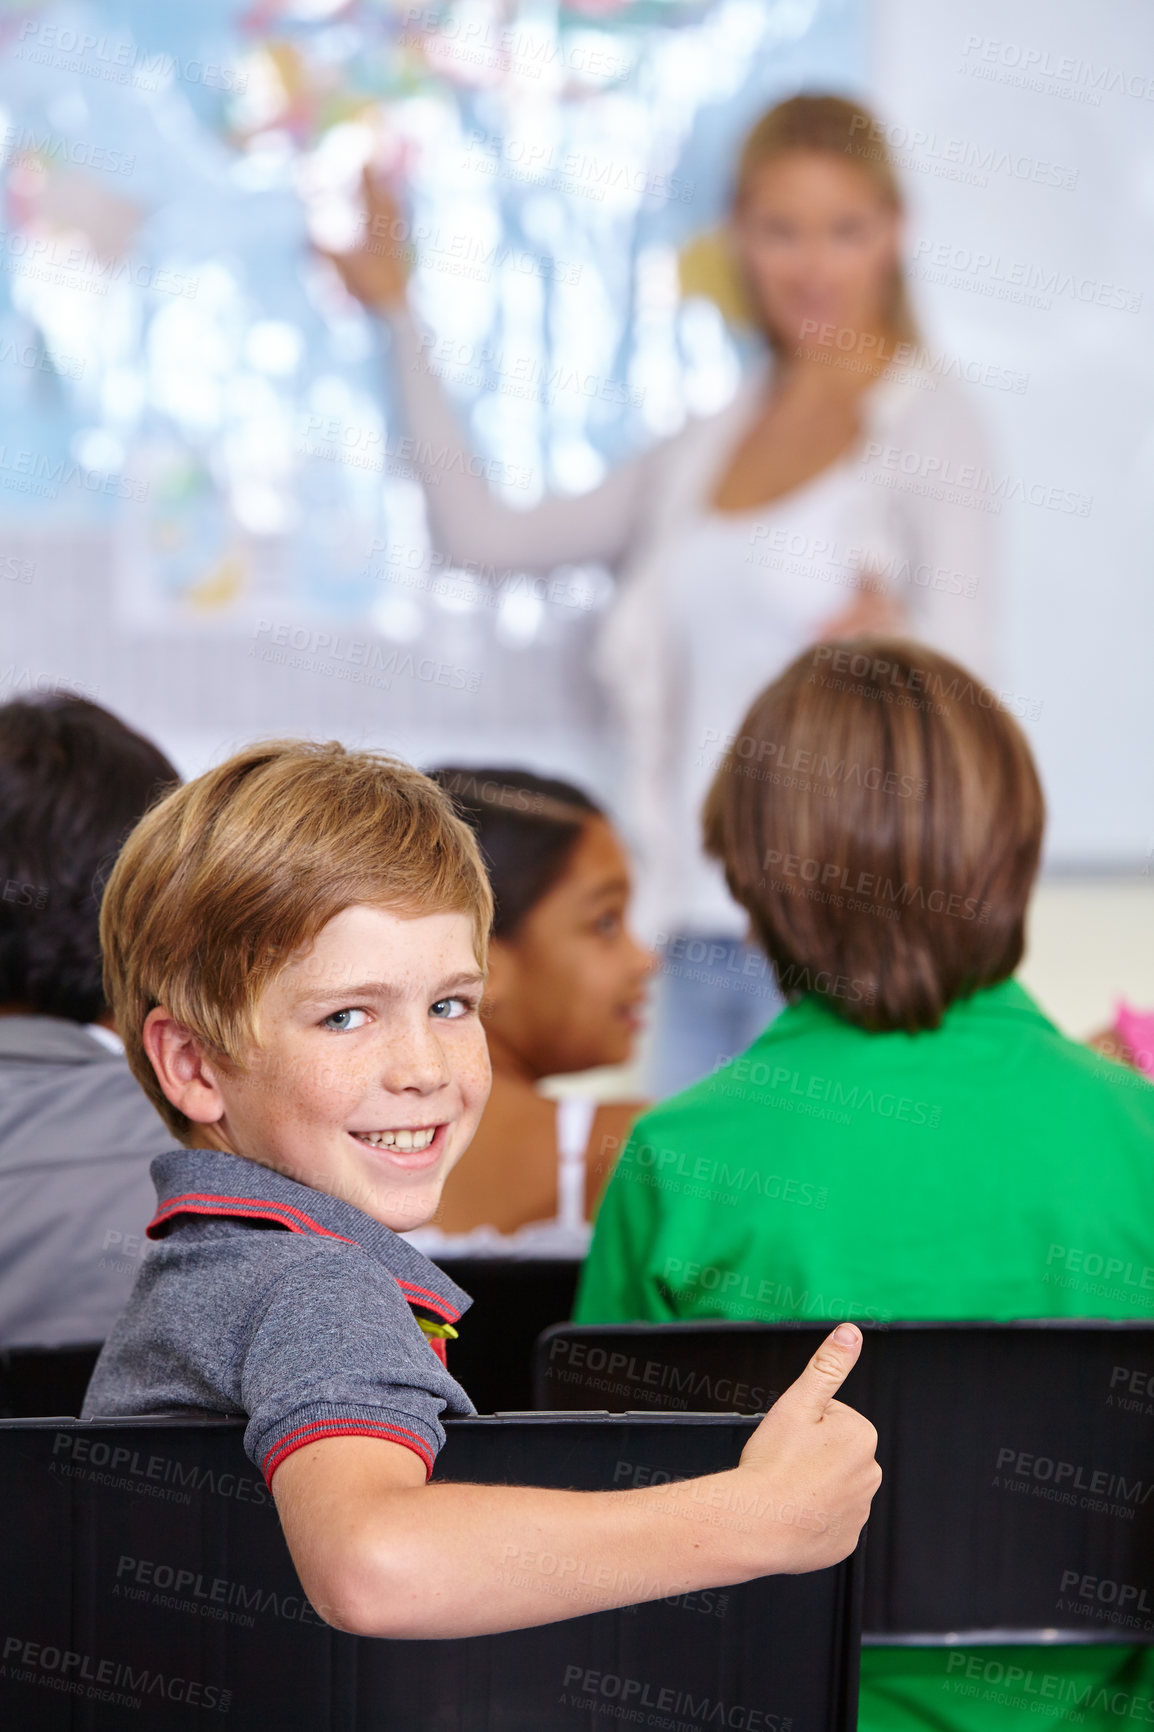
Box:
870, 0, 1154, 870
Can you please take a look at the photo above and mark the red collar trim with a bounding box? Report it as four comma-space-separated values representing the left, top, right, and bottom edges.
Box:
147, 1192, 357, 1244
146, 1191, 461, 1325
396, 1277, 461, 1324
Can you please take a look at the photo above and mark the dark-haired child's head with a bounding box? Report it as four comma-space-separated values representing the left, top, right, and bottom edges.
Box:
430, 768, 653, 1077
703, 640, 1045, 1032
0, 694, 177, 1022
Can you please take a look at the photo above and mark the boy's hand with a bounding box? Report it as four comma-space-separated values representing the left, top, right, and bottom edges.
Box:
272, 1322, 880, 1638
319, 166, 410, 312
732, 1322, 880, 1574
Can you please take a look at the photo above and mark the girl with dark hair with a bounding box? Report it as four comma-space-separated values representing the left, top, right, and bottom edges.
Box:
403, 768, 654, 1254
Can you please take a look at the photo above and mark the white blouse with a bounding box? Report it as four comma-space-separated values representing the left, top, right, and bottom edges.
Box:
385, 308, 998, 937
403, 1095, 596, 1260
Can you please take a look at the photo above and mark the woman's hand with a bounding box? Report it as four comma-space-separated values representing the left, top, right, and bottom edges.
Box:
320, 165, 410, 313
817, 574, 908, 642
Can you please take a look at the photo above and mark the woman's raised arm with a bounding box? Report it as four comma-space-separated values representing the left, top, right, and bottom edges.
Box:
384, 305, 654, 574
325, 168, 653, 577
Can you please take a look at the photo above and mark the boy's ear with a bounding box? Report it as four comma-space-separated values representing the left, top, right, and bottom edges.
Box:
142, 1008, 228, 1127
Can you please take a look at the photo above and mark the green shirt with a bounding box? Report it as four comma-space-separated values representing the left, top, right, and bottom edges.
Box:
576, 979, 1154, 1732
576, 979, 1154, 1327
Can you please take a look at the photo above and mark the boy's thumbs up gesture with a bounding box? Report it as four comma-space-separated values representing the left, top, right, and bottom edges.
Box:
276, 1320, 881, 1638
733, 1323, 881, 1574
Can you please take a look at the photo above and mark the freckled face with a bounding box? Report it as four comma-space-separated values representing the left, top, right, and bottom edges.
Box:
202, 905, 491, 1231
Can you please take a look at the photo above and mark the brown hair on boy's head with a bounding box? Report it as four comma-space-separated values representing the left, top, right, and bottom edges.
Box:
100, 740, 494, 1137
703, 640, 1045, 1033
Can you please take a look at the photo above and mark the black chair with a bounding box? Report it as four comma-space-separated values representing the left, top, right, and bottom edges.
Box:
535, 1319, 1154, 1645
0, 1412, 862, 1731
433, 1257, 582, 1412
0, 1342, 102, 1418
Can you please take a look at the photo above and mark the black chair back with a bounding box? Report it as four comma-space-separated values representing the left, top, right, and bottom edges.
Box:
0, 1412, 863, 1730
535, 1319, 1154, 1644
433, 1256, 581, 1412
0, 1342, 102, 1418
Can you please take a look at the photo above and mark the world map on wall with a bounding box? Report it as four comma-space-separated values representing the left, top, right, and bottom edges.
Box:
0, 0, 861, 638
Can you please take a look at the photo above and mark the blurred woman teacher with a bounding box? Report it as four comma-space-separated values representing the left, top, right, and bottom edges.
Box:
328, 94, 996, 1094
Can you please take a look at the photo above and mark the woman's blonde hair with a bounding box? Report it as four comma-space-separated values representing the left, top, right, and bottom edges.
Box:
725, 92, 918, 354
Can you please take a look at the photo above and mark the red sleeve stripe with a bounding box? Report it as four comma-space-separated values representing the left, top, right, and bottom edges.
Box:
262, 1418, 434, 1482
147, 1192, 358, 1244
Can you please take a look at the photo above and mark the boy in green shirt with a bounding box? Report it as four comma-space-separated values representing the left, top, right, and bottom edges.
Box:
577, 638, 1154, 1729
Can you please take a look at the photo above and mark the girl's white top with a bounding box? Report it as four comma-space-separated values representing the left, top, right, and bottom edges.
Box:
386, 309, 998, 939
404, 1095, 596, 1260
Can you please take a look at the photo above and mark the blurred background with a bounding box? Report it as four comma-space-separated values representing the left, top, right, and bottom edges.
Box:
1, 0, 1151, 1041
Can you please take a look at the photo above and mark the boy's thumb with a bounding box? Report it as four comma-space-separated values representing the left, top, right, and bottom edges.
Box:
777, 1323, 862, 1419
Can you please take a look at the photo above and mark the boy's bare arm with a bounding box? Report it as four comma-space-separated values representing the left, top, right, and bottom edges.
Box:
273, 1324, 880, 1639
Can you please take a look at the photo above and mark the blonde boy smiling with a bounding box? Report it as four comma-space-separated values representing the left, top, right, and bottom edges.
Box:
84, 740, 880, 1639
145, 902, 491, 1233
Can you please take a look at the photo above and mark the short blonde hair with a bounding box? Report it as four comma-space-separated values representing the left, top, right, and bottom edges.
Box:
101, 740, 494, 1136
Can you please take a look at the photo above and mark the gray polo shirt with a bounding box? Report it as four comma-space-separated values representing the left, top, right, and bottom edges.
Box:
83, 1147, 475, 1483
0, 1015, 173, 1348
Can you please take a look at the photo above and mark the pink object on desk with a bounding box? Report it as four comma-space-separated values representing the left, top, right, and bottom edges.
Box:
1115, 1002, 1154, 1078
